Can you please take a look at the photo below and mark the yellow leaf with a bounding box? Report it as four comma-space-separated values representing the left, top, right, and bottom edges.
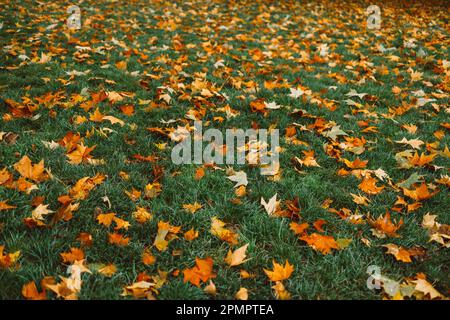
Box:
224, 244, 249, 267
98, 264, 117, 277
235, 287, 248, 300
264, 260, 294, 282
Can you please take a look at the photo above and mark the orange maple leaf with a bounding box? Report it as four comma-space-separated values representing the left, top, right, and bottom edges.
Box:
66, 143, 96, 165
343, 158, 368, 169
22, 281, 47, 300
97, 213, 116, 227
194, 167, 205, 180
358, 177, 384, 195
409, 152, 437, 167
118, 104, 134, 116
183, 257, 216, 287
184, 228, 199, 241
211, 217, 239, 245
264, 260, 294, 282
0, 168, 13, 187
183, 202, 203, 214
249, 98, 267, 114
60, 248, 85, 264
13, 156, 48, 182
0, 201, 16, 211
289, 222, 309, 235
69, 174, 105, 201
368, 212, 403, 238
403, 183, 438, 201
108, 233, 130, 246
58, 131, 81, 153
300, 233, 339, 255
0, 245, 20, 268
383, 244, 425, 263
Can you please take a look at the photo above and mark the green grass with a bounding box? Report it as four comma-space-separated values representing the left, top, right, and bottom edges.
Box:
0, 0, 449, 300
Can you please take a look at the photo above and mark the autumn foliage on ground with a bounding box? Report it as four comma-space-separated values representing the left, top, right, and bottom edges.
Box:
0, 0, 449, 300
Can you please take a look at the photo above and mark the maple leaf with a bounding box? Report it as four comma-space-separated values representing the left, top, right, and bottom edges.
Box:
0, 168, 13, 186
121, 280, 156, 299
153, 220, 181, 251
261, 194, 279, 216
323, 125, 348, 141
76, 233, 93, 247
421, 214, 450, 248
313, 219, 327, 232
108, 233, 130, 246
204, 280, 217, 296
184, 228, 199, 241
264, 260, 294, 282
368, 212, 403, 238
240, 269, 256, 279
383, 244, 425, 263
194, 167, 205, 180
235, 287, 248, 300
41, 140, 60, 150
113, 216, 130, 231
300, 233, 339, 255
0, 201, 16, 211
210, 217, 239, 245
395, 137, 424, 150
106, 91, 125, 103
358, 177, 384, 195
120, 105, 135, 116
409, 69, 423, 82
144, 182, 162, 199
397, 172, 423, 189
168, 126, 190, 142
272, 281, 291, 300
224, 244, 249, 267
22, 281, 47, 300
409, 152, 437, 167
125, 188, 142, 201
102, 115, 125, 127
403, 183, 438, 201
182, 202, 203, 214
32, 204, 53, 221
183, 257, 216, 287
289, 222, 309, 235
0, 246, 20, 269
13, 155, 48, 182
293, 150, 320, 167
98, 264, 117, 277
142, 250, 156, 266
60, 248, 84, 264
132, 207, 152, 224
289, 88, 306, 98
97, 212, 116, 227
343, 158, 368, 169
265, 101, 281, 110
412, 278, 443, 300
69, 174, 105, 201
350, 193, 370, 206
66, 143, 96, 165
227, 170, 248, 188
249, 99, 267, 114
336, 238, 352, 249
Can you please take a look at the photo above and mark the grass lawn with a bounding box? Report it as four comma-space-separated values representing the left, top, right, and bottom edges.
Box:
0, 0, 449, 300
